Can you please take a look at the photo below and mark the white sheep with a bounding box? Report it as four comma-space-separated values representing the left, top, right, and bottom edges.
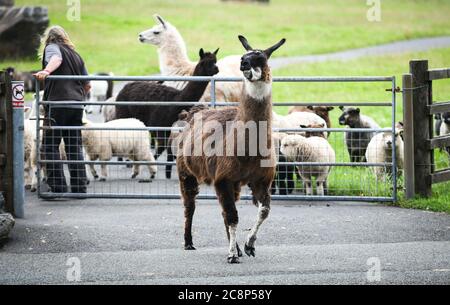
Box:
24, 107, 39, 191
81, 118, 157, 181
280, 134, 335, 196
101, 96, 117, 122
439, 114, 450, 159
272, 111, 328, 138
365, 129, 404, 181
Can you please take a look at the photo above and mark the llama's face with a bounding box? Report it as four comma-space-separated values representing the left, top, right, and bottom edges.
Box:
338, 106, 360, 126
138, 15, 170, 45
238, 35, 286, 82
197, 48, 219, 76
240, 51, 268, 82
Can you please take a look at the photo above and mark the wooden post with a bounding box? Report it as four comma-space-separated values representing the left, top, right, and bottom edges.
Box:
410, 60, 432, 197
0, 71, 14, 213
402, 74, 415, 199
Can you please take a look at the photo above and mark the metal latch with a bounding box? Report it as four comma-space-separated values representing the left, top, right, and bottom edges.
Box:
385, 86, 402, 93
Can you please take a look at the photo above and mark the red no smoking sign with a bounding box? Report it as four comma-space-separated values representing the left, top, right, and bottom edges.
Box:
12, 82, 25, 108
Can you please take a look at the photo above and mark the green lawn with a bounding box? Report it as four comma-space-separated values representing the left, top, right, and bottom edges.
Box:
3, 0, 450, 74
273, 47, 450, 213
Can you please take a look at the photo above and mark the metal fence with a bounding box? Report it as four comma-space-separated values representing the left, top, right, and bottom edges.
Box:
33, 74, 398, 202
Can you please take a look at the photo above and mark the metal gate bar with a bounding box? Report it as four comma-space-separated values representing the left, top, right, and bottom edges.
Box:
35, 75, 397, 202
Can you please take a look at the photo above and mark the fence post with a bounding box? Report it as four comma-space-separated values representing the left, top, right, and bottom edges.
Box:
402, 73, 415, 199
12, 81, 25, 218
0, 71, 14, 213
409, 60, 432, 197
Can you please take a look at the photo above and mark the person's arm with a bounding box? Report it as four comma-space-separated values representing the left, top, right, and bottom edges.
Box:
34, 44, 63, 81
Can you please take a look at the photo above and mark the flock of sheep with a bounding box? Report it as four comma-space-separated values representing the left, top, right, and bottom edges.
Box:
15, 14, 415, 196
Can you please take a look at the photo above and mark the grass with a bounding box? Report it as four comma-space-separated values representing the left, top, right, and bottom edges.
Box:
273, 47, 450, 213
2, 0, 450, 74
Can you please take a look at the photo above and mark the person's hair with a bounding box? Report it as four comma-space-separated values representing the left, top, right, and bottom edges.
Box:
40, 26, 75, 57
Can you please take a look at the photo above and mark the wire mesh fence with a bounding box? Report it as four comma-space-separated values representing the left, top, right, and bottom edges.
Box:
33, 75, 398, 202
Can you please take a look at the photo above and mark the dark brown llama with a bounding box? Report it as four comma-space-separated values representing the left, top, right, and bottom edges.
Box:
176, 36, 286, 264
115, 49, 219, 179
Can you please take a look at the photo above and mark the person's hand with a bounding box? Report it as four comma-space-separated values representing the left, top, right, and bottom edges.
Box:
34, 70, 50, 81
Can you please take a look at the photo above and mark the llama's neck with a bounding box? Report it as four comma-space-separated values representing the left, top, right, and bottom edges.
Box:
177, 79, 210, 101
158, 30, 196, 76
238, 78, 273, 124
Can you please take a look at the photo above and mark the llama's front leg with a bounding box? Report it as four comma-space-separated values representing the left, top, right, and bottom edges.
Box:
179, 174, 199, 250
215, 180, 240, 263
245, 188, 271, 258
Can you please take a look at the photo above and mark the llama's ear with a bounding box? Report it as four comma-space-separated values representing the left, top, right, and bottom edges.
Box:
154, 14, 167, 29
300, 125, 307, 129
213, 48, 220, 55
327, 106, 335, 111
199, 48, 205, 59
238, 35, 253, 51
339, 106, 344, 111
264, 38, 286, 58
306, 105, 314, 110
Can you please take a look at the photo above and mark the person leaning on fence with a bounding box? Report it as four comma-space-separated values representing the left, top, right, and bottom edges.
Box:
34, 26, 90, 194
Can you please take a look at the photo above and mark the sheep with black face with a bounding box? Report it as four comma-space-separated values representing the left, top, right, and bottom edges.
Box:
338, 106, 381, 162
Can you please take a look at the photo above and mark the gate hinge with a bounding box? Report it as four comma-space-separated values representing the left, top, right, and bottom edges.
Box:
385, 86, 402, 93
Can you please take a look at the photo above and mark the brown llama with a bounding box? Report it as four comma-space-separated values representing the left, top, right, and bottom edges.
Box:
176, 35, 286, 264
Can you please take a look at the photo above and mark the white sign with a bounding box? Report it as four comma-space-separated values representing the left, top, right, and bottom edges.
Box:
12, 82, 25, 108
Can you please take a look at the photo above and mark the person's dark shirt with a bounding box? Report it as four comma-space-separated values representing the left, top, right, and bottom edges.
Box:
42, 43, 89, 108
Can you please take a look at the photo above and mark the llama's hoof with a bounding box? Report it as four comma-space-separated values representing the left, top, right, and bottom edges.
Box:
184, 244, 196, 250
93, 175, 99, 180
244, 243, 255, 257
236, 243, 243, 257
131, 174, 137, 179
138, 179, 151, 183
25, 184, 31, 190
227, 255, 240, 264
165, 172, 172, 179
151, 173, 156, 179
30, 187, 37, 193
99, 178, 106, 182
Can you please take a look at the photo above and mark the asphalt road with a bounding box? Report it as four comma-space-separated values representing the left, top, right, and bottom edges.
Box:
1, 193, 449, 284
8, 36, 450, 285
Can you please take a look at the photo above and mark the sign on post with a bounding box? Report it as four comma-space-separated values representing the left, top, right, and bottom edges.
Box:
12, 81, 25, 108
